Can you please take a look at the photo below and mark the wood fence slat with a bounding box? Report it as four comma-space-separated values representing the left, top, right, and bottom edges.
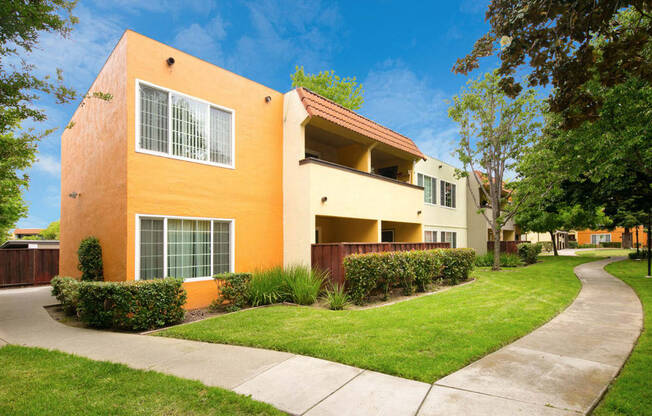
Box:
0, 248, 59, 287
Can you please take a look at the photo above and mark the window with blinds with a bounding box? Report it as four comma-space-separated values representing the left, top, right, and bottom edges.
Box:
440, 180, 456, 208
417, 173, 436, 204
441, 231, 457, 248
138, 82, 234, 167
138, 216, 232, 280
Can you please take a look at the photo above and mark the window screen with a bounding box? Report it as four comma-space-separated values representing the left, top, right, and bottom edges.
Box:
139, 218, 164, 279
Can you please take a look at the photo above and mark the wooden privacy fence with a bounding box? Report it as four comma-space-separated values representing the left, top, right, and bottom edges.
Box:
312, 242, 450, 285
0, 249, 59, 287
487, 241, 528, 254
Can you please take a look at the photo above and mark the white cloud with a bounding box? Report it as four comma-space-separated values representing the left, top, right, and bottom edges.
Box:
34, 154, 61, 177
91, 0, 217, 16
361, 60, 462, 166
173, 16, 227, 64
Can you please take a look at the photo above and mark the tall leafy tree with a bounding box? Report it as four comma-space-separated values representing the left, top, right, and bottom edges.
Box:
450, 71, 543, 270
290, 66, 364, 110
455, 2, 652, 128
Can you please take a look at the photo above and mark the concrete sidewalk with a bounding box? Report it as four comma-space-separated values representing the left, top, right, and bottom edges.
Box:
0, 257, 642, 415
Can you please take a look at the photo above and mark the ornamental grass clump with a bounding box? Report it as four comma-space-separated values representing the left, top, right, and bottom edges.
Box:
324, 284, 349, 310
248, 266, 286, 306
283, 265, 326, 305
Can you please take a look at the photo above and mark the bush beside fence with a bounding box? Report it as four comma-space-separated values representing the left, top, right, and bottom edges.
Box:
343, 248, 475, 305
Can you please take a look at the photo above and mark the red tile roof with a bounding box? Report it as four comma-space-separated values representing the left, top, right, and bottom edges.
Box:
296, 87, 425, 159
13, 229, 42, 234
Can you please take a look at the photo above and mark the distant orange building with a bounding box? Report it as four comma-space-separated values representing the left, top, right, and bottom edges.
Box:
576, 226, 648, 247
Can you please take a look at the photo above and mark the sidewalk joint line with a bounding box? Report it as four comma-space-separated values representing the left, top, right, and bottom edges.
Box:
300, 369, 366, 415
230, 354, 297, 390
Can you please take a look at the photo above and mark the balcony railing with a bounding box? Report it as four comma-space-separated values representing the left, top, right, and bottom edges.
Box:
299, 157, 421, 189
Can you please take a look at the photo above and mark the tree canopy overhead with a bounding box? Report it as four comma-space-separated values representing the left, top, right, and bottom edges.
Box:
290, 66, 364, 110
454, 2, 652, 128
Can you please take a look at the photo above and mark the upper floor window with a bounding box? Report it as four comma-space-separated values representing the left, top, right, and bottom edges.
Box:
440, 180, 456, 208
137, 81, 234, 168
417, 173, 436, 204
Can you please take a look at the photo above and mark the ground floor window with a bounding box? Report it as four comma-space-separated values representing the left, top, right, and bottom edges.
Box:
591, 234, 611, 245
137, 215, 232, 280
441, 231, 457, 248
424, 230, 437, 243
381, 230, 395, 242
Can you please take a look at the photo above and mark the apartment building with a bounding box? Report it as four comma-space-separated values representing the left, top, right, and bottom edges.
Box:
61, 31, 512, 308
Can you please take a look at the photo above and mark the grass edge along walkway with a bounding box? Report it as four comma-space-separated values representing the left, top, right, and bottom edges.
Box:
0, 344, 283, 416
593, 259, 651, 416
159, 256, 592, 383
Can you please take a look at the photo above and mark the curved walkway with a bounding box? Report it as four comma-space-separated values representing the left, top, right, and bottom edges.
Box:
0, 258, 642, 415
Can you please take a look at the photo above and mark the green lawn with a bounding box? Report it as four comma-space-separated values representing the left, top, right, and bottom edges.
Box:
159, 256, 590, 383
0, 345, 282, 416
576, 249, 636, 257
593, 259, 651, 416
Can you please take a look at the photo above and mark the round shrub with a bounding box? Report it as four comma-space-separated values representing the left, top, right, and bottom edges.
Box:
77, 236, 103, 281
211, 273, 252, 312
51, 276, 80, 316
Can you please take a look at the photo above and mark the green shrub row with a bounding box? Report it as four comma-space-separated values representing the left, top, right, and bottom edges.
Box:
212, 265, 326, 311
51, 276, 80, 315
578, 243, 597, 248
74, 278, 186, 331
600, 241, 621, 248
629, 250, 649, 260
343, 249, 475, 305
568, 241, 578, 249
474, 252, 523, 267
518, 242, 542, 264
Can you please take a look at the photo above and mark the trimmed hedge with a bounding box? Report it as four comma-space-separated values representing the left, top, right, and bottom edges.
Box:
77, 278, 186, 331
50, 276, 80, 315
629, 250, 649, 260
568, 241, 578, 249
77, 236, 103, 281
600, 241, 621, 248
578, 244, 597, 248
475, 252, 523, 267
212, 273, 252, 312
343, 248, 474, 305
518, 242, 542, 264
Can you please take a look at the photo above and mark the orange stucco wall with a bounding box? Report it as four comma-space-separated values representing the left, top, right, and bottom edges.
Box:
576, 226, 649, 246
124, 32, 284, 308
60, 34, 128, 281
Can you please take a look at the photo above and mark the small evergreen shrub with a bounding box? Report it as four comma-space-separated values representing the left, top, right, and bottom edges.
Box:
578, 243, 597, 248
211, 273, 251, 312
50, 276, 80, 315
518, 242, 542, 264
76, 278, 186, 331
343, 248, 475, 305
283, 265, 326, 305
629, 250, 649, 260
324, 284, 349, 310
77, 236, 103, 281
568, 241, 578, 249
600, 241, 621, 248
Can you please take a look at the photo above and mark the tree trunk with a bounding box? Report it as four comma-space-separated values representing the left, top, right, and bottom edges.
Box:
549, 230, 558, 256
647, 210, 651, 278
493, 226, 501, 271
636, 227, 640, 255
622, 227, 632, 249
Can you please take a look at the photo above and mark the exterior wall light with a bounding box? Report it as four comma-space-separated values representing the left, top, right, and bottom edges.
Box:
417, 210, 422, 215
68, 192, 80, 199
265, 96, 272, 103
321, 196, 328, 203
166, 57, 175, 66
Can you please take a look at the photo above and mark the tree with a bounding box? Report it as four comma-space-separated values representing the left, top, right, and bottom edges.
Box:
0, 1, 111, 236
455, 3, 652, 128
41, 220, 60, 240
290, 66, 364, 110
450, 71, 543, 270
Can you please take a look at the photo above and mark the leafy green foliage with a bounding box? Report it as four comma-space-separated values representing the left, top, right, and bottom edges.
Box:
211, 273, 251, 312
324, 284, 350, 310
41, 220, 59, 239
50, 276, 79, 315
475, 252, 523, 267
247, 265, 325, 306
449, 70, 543, 270
455, 4, 652, 128
600, 242, 622, 248
282, 265, 326, 305
517, 243, 542, 265
344, 249, 473, 305
247, 267, 286, 306
76, 278, 186, 331
629, 251, 649, 260
291, 66, 364, 110
77, 236, 103, 281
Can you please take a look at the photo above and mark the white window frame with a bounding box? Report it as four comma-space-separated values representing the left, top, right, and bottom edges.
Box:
424, 228, 437, 243
135, 214, 235, 282
417, 173, 437, 205
135, 79, 236, 169
440, 180, 457, 209
591, 233, 611, 245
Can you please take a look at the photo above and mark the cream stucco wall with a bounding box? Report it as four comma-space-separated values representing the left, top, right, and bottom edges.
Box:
415, 157, 468, 248
283, 91, 425, 265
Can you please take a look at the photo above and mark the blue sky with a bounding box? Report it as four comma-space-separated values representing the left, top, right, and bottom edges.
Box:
18, 0, 501, 229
